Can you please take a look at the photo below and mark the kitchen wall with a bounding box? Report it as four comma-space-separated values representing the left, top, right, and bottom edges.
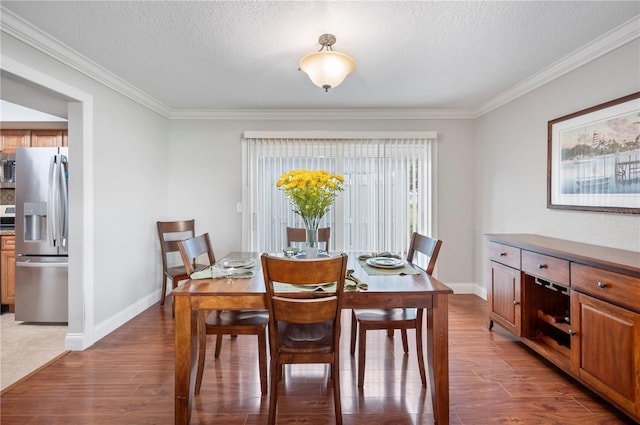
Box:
474, 39, 640, 289
0, 190, 14, 205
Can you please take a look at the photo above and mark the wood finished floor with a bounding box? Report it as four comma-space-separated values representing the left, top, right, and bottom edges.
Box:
0, 294, 636, 424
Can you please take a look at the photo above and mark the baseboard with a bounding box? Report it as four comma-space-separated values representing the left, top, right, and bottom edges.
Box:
90, 290, 161, 348
445, 282, 487, 300
64, 333, 87, 351
474, 284, 487, 300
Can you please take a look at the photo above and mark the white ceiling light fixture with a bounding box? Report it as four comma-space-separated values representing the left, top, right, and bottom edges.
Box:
299, 34, 356, 92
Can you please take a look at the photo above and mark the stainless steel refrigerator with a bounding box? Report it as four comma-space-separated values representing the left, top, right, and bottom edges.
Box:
15, 147, 68, 323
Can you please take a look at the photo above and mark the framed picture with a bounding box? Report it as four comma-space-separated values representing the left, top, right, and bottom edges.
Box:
547, 92, 640, 214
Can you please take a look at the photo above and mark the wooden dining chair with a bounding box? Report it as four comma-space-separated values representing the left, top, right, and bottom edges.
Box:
156, 219, 197, 307
177, 233, 268, 395
261, 253, 348, 425
286, 226, 331, 250
350, 232, 442, 388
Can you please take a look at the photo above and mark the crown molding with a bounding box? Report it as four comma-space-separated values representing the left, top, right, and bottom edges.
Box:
474, 14, 640, 117
168, 108, 476, 120
2, 7, 638, 121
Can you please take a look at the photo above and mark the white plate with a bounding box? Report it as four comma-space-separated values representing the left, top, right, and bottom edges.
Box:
227, 270, 255, 278
293, 251, 330, 259
219, 258, 256, 269
365, 257, 404, 269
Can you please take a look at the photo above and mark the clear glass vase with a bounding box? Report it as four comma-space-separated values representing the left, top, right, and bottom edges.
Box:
305, 227, 318, 247
304, 220, 319, 258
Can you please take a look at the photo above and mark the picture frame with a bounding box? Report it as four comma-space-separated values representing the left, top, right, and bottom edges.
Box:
547, 92, 640, 214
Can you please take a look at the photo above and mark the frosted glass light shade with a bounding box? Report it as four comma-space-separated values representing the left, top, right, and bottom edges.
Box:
299, 51, 356, 91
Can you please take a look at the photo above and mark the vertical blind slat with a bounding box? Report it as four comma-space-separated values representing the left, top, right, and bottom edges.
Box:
245, 137, 433, 253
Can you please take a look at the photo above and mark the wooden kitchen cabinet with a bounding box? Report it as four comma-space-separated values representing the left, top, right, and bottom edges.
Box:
1, 130, 31, 153
487, 234, 640, 423
30, 129, 66, 147
0, 129, 67, 152
1, 235, 16, 311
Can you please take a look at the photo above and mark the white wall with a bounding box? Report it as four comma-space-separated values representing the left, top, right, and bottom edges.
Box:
167, 119, 476, 292
475, 39, 640, 291
90, 90, 169, 327
1, 34, 171, 347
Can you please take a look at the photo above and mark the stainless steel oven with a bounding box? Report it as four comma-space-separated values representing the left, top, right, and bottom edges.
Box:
0, 205, 15, 230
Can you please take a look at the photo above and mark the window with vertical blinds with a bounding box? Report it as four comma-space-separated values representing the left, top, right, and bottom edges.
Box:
242, 132, 437, 254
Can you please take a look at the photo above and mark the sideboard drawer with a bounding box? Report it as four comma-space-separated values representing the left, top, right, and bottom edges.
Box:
522, 250, 570, 286
488, 241, 520, 269
572, 263, 640, 312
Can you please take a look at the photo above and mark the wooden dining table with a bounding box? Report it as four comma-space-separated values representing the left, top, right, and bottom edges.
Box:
172, 252, 453, 425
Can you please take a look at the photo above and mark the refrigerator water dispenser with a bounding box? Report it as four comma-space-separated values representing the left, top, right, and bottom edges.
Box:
24, 201, 47, 241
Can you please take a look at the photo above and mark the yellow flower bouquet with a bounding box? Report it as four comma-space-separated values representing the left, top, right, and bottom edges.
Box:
276, 169, 344, 246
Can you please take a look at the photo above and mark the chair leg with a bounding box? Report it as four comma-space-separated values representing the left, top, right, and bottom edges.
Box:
258, 327, 268, 394
332, 359, 343, 425
159, 275, 168, 305
416, 312, 427, 387
357, 326, 367, 387
214, 334, 223, 358
401, 329, 409, 353
268, 358, 279, 425
350, 311, 357, 355
195, 312, 207, 395
387, 328, 394, 337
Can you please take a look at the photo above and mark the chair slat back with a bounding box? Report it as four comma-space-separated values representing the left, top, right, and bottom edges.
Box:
272, 296, 338, 324
177, 233, 216, 275
157, 220, 195, 254
286, 227, 331, 250
157, 220, 196, 270
263, 255, 343, 285
406, 232, 442, 275
261, 253, 348, 351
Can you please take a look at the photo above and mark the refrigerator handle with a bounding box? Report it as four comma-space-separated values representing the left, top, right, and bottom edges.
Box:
59, 154, 69, 247
48, 153, 68, 248
48, 154, 58, 247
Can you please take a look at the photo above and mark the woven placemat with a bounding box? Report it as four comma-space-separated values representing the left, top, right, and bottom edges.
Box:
273, 280, 365, 292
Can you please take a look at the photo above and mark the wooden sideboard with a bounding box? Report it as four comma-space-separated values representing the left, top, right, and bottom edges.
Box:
486, 234, 640, 423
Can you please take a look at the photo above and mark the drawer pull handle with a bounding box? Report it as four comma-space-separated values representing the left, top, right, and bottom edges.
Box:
500, 252, 507, 257
568, 330, 576, 336
537, 264, 548, 269
512, 300, 519, 305
597, 281, 607, 289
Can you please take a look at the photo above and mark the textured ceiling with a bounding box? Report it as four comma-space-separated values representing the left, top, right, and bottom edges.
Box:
1, 1, 639, 112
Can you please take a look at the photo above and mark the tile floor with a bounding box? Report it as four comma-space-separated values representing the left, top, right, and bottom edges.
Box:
0, 312, 67, 391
